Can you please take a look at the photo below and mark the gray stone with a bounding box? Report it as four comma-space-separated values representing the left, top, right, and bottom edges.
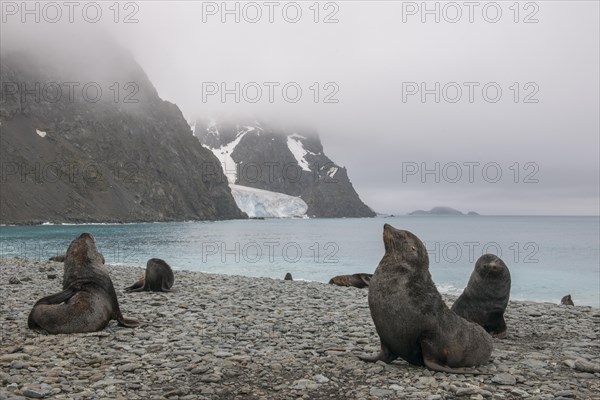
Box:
492, 373, 517, 385
456, 387, 481, 396
369, 388, 395, 397
21, 388, 46, 398
574, 358, 600, 373
510, 388, 530, 397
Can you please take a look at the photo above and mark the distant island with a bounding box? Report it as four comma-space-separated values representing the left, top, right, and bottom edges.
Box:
408, 207, 480, 216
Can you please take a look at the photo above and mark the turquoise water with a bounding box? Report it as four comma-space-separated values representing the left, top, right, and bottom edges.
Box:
1, 216, 598, 307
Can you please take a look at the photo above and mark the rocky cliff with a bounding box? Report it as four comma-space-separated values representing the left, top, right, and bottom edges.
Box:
0, 41, 245, 224
193, 118, 375, 218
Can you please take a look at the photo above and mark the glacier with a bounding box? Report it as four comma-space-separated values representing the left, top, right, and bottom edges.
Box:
230, 184, 308, 218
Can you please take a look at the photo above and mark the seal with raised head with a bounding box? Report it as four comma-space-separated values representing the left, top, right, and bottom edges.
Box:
560, 294, 574, 306
125, 258, 174, 292
28, 233, 139, 334
360, 224, 492, 373
451, 254, 511, 339
329, 273, 372, 288
284, 272, 293, 281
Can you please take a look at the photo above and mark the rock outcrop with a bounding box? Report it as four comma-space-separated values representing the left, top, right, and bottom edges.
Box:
193, 118, 375, 218
0, 39, 245, 224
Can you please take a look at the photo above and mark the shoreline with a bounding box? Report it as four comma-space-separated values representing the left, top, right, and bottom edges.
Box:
2, 214, 598, 227
3, 257, 595, 308
1, 257, 599, 399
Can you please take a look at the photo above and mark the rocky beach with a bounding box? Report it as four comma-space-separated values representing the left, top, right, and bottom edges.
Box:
1, 257, 598, 400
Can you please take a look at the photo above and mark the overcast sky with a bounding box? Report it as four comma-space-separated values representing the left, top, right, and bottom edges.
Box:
3, 1, 599, 215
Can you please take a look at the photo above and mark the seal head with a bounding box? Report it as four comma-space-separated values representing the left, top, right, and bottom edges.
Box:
560, 294, 574, 306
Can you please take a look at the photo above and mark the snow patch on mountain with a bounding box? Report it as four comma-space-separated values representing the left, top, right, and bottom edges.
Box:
327, 166, 338, 178
206, 127, 254, 183
230, 184, 308, 218
287, 134, 314, 172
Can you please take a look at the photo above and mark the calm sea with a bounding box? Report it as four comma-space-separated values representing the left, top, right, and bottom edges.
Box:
1, 216, 598, 307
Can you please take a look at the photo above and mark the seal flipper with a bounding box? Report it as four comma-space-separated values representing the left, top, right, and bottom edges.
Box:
359, 274, 372, 287
105, 280, 139, 327
485, 313, 507, 339
124, 278, 146, 292
32, 287, 78, 305
116, 315, 140, 327
358, 343, 398, 363
421, 339, 489, 375
28, 288, 78, 330
160, 280, 173, 292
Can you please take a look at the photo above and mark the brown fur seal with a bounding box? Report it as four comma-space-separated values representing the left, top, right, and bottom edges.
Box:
28, 233, 139, 334
329, 273, 372, 288
451, 254, 511, 339
560, 294, 574, 306
360, 224, 492, 373
125, 258, 174, 292
284, 272, 293, 281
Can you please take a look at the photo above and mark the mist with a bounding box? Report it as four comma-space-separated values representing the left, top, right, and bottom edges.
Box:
2, 1, 598, 215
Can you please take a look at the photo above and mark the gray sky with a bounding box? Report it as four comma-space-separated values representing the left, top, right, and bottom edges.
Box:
3, 1, 599, 215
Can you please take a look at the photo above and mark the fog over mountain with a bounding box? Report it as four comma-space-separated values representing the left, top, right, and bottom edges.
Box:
2, 1, 598, 215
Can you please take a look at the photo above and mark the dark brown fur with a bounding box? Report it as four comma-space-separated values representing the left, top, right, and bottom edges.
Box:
560, 294, 574, 306
50, 253, 104, 264
28, 233, 138, 334
284, 272, 293, 281
125, 258, 174, 292
451, 254, 511, 338
360, 224, 492, 373
329, 273, 372, 288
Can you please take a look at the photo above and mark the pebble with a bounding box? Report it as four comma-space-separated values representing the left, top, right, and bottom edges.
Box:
491, 373, 517, 385
21, 387, 46, 398
574, 358, 600, 373
369, 387, 394, 397
1, 257, 598, 400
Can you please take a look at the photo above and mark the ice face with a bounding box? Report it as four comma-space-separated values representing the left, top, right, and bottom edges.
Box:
230, 184, 308, 218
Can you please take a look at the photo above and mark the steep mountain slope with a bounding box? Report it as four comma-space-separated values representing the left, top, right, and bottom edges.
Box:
193, 118, 375, 218
0, 42, 245, 224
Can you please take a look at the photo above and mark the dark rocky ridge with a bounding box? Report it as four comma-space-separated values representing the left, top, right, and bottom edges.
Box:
409, 207, 479, 216
193, 118, 375, 218
0, 42, 246, 225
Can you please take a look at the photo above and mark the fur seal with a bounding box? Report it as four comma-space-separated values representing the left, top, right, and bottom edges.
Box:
284, 272, 293, 281
125, 258, 174, 292
28, 233, 139, 334
451, 254, 511, 339
360, 224, 492, 373
329, 273, 372, 288
560, 294, 574, 306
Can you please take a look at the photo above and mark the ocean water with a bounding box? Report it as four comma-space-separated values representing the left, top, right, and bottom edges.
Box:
1, 216, 598, 307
